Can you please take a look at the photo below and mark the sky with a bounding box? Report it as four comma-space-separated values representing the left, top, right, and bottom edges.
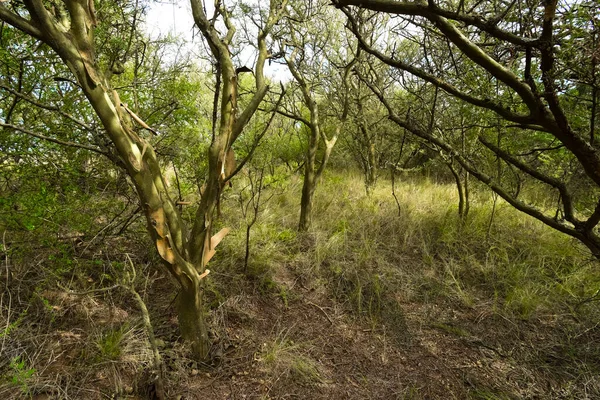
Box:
145, 0, 194, 39
144, 1, 291, 82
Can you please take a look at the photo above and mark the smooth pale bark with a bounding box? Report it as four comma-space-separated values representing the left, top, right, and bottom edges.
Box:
0, 0, 283, 360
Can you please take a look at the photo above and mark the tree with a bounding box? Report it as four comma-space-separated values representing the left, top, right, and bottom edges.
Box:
0, 0, 286, 360
334, 0, 600, 257
343, 55, 397, 196
276, 0, 356, 230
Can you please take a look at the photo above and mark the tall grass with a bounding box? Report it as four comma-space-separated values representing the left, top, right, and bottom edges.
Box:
217, 169, 599, 325
3, 166, 598, 398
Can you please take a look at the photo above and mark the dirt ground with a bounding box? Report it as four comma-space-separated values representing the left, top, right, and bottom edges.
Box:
2, 202, 599, 400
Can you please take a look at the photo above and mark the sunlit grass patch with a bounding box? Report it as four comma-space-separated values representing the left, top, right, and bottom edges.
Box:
258, 329, 324, 386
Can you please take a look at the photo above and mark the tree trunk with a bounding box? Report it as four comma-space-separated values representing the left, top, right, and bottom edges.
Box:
366, 142, 377, 196
581, 232, 600, 259
447, 160, 465, 219
177, 278, 209, 361
299, 116, 320, 231
287, 47, 343, 231
356, 102, 377, 196
299, 157, 316, 231
464, 170, 470, 218
461, 125, 470, 219
75, 79, 215, 360
244, 224, 251, 272
391, 167, 402, 216
299, 131, 336, 231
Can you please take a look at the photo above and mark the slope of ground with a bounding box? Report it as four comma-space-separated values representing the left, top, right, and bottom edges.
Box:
1, 173, 599, 399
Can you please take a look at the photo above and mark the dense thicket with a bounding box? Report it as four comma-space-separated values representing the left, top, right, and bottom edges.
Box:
1, 1, 599, 389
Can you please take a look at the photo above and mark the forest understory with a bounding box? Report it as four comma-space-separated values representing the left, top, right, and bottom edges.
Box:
2, 0, 600, 398
1, 172, 599, 400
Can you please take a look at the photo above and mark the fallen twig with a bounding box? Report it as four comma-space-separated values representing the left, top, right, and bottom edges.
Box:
307, 301, 333, 324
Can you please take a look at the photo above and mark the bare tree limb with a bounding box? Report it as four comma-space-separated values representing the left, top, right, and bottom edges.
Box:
341, 8, 535, 125
0, 83, 95, 131
479, 136, 578, 225
0, 122, 107, 155
332, 0, 537, 47
0, 4, 44, 40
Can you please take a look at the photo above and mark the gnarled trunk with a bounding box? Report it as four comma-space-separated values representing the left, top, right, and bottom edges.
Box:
85, 83, 215, 361
298, 122, 337, 232
299, 124, 319, 231
177, 277, 209, 360
0, 0, 282, 361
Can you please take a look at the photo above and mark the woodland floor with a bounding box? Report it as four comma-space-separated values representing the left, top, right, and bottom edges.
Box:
1, 174, 599, 399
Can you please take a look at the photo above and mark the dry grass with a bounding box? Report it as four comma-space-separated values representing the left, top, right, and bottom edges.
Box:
1, 169, 599, 398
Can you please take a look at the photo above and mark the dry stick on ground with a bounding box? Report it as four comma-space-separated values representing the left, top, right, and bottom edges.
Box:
123, 254, 165, 400
1, 230, 12, 357
58, 255, 165, 399
307, 301, 334, 324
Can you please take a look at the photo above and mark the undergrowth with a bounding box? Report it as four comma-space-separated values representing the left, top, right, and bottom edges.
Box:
1, 169, 599, 398
213, 170, 600, 396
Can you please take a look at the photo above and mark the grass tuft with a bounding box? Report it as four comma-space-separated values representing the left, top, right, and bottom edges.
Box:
258, 328, 324, 386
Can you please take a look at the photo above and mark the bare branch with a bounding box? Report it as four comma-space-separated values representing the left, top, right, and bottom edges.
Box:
332, 0, 537, 47
341, 9, 535, 125
0, 83, 94, 131
0, 122, 107, 155
272, 106, 312, 127
0, 4, 43, 40
226, 87, 286, 182
479, 136, 578, 225
355, 67, 588, 243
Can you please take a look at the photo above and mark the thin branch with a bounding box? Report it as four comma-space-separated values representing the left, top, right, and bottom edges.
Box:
356, 68, 586, 242
342, 9, 534, 125
0, 83, 94, 131
0, 4, 44, 40
515, 144, 564, 156
225, 87, 286, 182
0, 122, 107, 155
274, 108, 311, 127
479, 136, 578, 225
